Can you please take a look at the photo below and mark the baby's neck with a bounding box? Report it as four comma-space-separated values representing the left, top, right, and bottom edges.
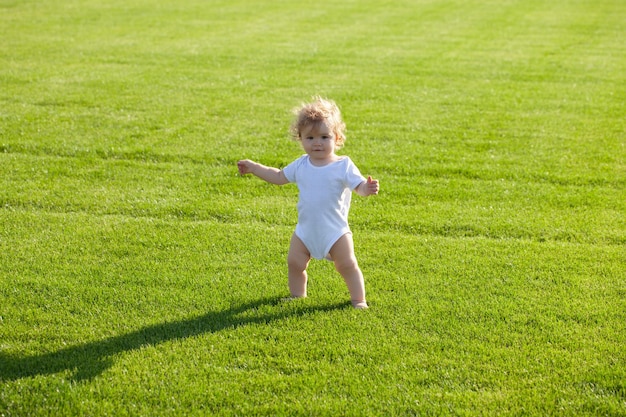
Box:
309, 154, 341, 167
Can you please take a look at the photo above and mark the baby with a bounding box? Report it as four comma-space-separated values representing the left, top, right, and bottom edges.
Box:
237, 97, 379, 309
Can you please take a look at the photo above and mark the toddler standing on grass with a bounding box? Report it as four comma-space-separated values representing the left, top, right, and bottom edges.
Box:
237, 97, 379, 309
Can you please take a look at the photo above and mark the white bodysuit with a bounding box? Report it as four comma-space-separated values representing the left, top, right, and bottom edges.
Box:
282, 155, 366, 260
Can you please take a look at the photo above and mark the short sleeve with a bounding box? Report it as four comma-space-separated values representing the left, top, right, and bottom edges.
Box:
344, 158, 366, 190
282, 155, 306, 183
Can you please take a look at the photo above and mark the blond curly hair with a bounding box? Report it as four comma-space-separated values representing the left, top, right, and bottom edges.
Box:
290, 96, 346, 148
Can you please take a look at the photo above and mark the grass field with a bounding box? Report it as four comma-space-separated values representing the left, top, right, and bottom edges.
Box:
1, 0, 625, 415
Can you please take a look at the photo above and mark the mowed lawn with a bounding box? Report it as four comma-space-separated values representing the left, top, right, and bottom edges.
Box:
1, 0, 625, 415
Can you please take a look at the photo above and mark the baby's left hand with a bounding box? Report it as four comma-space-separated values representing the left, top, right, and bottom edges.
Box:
364, 176, 379, 196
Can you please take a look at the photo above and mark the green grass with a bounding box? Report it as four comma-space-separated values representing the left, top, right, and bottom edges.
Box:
1, 0, 625, 415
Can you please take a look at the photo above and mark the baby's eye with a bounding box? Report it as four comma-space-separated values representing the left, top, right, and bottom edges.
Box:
322, 135, 330, 140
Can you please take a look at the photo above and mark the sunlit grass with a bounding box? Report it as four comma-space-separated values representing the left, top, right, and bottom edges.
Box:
1, 0, 624, 415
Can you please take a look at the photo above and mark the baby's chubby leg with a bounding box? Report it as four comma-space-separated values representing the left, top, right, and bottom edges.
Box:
287, 234, 310, 298
329, 234, 368, 309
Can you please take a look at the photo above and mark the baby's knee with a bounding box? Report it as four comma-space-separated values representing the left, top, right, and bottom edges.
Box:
288, 253, 309, 271
333, 256, 359, 274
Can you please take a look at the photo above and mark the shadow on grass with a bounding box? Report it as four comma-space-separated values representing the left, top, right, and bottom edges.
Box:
0, 297, 348, 382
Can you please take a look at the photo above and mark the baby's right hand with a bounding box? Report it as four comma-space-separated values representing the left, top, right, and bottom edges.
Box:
237, 159, 254, 175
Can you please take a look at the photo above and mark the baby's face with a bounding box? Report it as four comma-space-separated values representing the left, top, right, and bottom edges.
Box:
299, 121, 338, 163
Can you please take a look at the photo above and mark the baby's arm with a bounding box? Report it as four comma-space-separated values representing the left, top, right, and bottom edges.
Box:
355, 176, 379, 197
237, 159, 289, 185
